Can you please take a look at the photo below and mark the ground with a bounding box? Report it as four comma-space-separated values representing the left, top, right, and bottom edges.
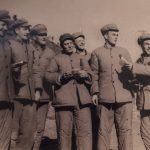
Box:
40, 103, 146, 150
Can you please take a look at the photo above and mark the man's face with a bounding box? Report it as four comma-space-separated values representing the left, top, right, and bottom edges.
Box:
104, 31, 118, 46
142, 40, 150, 55
74, 36, 85, 51
63, 39, 74, 53
15, 26, 29, 40
35, 34, 47, 46
0, 21, 7, 37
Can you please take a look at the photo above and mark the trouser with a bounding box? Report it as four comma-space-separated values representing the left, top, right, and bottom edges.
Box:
10, 99, 36, 150
0, 101, 13, 150
55, 106, 92, 150
140, 110, 150, 150
97, 102, 133, 150
33, 102, 49, 150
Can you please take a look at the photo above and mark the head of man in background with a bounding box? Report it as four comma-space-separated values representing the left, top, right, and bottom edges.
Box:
10, 18, 31, 42
0, 10, 11, 37
59, 33, 75, 54
138, 34, 150, 56
30, 24, 47, 47
101, 24, 119, 47
72, 32, 86, 53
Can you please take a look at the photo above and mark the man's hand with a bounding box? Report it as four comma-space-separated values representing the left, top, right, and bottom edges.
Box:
119, 55, 133, 70
60, 72, 73, 83
35, 91, 41, 102
78, 70, 89, 78
124, 63, 133, 70
92, 94, 98, 106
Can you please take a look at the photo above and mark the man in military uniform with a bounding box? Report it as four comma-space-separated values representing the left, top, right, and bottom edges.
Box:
0, 10, 14, 150
30, 24, 56, 150
9, 18, 41, 150
121, 34, 150, 150
45, 33, 93, 150
91, 24, 133, 150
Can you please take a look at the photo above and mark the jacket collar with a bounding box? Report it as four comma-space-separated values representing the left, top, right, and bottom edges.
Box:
76, 49, 87, 56
104, 42, 116, 49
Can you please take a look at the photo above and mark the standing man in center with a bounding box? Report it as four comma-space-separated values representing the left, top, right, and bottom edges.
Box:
45, 33, 93, 150
91, 24, 134, 150
30, 24, 56, 150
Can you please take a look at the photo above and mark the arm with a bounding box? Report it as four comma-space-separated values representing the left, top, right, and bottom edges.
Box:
133, 63, 150, 76
45, 58, 60, 85
90, 51, 100, 95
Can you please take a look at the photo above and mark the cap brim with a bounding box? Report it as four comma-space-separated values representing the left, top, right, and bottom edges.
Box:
21, 24, 31, 28
74, 35, 85, 39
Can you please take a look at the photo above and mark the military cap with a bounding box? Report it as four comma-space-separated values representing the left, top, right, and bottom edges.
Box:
137, 34, 150, 45
30, 24, 47, 36
59, 33, 74, 45
10, 18, 31, 29
101, 24, 119, 35
72, 32, 85, 39
0, 10, 11, 23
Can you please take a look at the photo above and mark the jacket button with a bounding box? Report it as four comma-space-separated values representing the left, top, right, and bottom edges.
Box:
5, 55, 7, 58
6, 65, 8, 68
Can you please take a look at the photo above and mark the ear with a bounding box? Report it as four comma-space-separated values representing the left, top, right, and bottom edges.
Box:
32, 36, 36, 41
14, 27, 19, 35
103, 33, 108, 40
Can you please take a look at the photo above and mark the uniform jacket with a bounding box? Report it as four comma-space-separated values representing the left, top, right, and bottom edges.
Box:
133, 54, 150, 110
45, 51, 93, 107
91, 45, 134, 103
0, 38, 14, 101
9, 37, 39, 101
32, 41, 55, 102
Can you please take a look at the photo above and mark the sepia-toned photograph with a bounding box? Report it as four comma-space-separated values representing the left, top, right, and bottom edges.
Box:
0, 0, 150, 150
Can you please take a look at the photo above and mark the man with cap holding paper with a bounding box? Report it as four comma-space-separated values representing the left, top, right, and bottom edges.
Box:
30, 24, 56, 150
120, 34, 150, 150
0, 10, 14, 150
9, 18, 41, 150
45, 33, 93, 150
91, 24, 133, 150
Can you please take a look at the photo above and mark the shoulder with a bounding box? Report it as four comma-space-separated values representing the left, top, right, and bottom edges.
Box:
8, 39, 18, 45
116, 46, 129, 53
8, 39, 21, 50
91, 46, 104, 57
46, 46, 56, 57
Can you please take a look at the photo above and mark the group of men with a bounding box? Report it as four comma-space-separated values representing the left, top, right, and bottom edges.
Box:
0, 9, 150, 150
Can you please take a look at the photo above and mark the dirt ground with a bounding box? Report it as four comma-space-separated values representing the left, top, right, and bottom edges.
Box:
40, 103, 146, 150
110, 104, 145, 150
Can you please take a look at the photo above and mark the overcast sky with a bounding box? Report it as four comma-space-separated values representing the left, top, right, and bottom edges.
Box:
1, 0, 150, 61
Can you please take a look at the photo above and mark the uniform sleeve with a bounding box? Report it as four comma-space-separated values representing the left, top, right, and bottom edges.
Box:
82, 53, 94, 85
32, 49, 43, 92
123, 48, 133, 63
45, 57, 60, 85
90, 51, 100, 95
133, 63, 150, 76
